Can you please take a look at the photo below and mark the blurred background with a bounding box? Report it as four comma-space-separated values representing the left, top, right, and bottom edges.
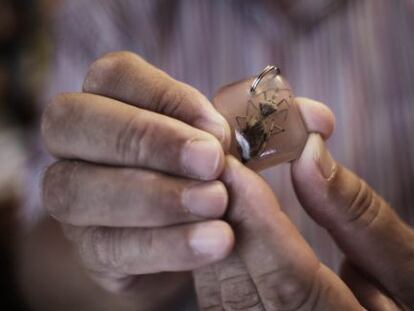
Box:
0, 0, 413, 310
0, 0, 56, 310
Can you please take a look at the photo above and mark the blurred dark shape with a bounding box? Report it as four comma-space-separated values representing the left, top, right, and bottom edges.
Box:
0, 1, 51, 310
0, 197, 27, 311
0, 0, 47, 129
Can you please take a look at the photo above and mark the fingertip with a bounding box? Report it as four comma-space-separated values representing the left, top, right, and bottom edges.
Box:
221, 155, 246, 184
292, 134, 327, 184
183, 85, 231, 151
220, 116, 232, 153
195, 110, 232, 152
296, 97, 335, 140
189, 220, 235, 260
183, 180, 229, 219
212, 181, 229, 218
291, 134, 340, 226
221, 155, 279, 219
221, 155, 263, 187
208, 137, 227, 180
216, 220, 236, 258
209, 137, 227, 180
182, 136, 226, 181
291, 135, 327, 211
224, 154, 243, 171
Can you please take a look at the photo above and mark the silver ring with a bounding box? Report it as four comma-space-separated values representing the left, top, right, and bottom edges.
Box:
250, 65, 281, 93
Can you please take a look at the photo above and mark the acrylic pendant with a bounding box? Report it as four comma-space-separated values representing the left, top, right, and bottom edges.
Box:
213, 65, 308, 171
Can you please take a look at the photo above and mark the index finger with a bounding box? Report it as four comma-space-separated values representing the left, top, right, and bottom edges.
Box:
83, 51, 231, 150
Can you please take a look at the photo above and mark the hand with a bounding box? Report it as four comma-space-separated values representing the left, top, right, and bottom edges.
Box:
41, 51, 235, 306
194, 99, 414, 310
292, 132, 414, 309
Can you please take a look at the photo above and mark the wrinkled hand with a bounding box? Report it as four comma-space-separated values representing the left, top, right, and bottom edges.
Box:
41, 51, 236, 300
195, 100, 414, 310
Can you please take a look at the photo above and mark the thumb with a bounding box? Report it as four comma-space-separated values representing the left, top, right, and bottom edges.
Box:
291, 133, 414, 306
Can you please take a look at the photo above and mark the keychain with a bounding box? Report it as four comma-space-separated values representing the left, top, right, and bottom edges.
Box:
213, 65, 308, 171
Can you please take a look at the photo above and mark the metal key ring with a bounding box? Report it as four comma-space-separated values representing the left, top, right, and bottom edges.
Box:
250, 65, 281, 93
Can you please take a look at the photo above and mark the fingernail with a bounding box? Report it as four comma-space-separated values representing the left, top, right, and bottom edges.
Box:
313, 134, 336, 179
302, 134, 336, 179
183, 182, 227, 218
189, 222, 232, 257
182, 139, 222, 180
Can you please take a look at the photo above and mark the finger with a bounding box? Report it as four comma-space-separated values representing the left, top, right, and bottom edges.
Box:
82, 51, 231, 149
193, 265, 224, 311
213, 253, 263, 311
296, 97, 335, 140
292, 134, 414, 305
64, 220, 234, 275
340, 261, 401, 311
43, 161, 228, 227
221, 156, 362, 310
88, 271, 192, 301
42, 93, 224, 180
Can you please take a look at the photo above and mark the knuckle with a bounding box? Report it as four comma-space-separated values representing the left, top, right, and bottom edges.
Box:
345, 179, 382, 228
41, 93, 75, 152
255, 269, 316, 311
79, 227, 122, 272
155, 81, 188, 115
114, 114, 152, 165
117, 229, 155, 274
83, 51, 136, 93
196, 288, 223, 311
103, 230, 127, 271
194, 266, 224, 311
220, 274, 262, 310
135, 228, 155, 263
155, 80, 206, 123
42, 161, 80, 222
80, 227, 156, 274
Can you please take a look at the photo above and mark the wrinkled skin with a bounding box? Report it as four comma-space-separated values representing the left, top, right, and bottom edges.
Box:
41, 52, 414, 310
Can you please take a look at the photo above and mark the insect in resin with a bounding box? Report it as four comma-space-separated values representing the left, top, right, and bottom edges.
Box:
235, 89, 289, 162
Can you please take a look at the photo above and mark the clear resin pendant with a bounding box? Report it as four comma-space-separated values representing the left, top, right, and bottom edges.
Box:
213, 66, 308, 171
